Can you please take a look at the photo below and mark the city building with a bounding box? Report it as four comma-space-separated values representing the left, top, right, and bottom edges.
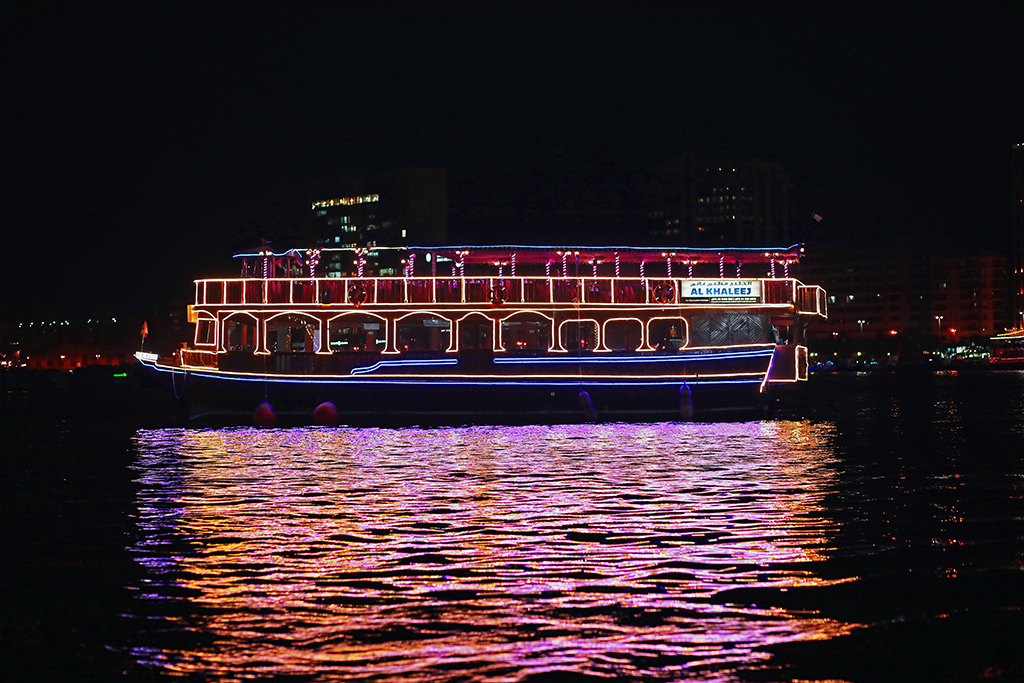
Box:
308, 168, 447, 277
802, 247, 931, 343
802, 246, 1010, 347
643, 151, 793, 247
930, 253, 1011, 341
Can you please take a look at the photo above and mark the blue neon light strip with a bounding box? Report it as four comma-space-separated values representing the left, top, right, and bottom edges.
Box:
233, 249, 308, 258
350, 358, 459, 375
138, 358, 761, 385
494, 349, 773, 365
140, 359, 761, 387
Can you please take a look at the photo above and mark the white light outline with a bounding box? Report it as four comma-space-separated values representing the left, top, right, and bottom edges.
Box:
452, 311, 500, 353
557, 318, 601, 353
193, 275, 811, 310
326, 310, 389, 355
264, 311, 326, 355
497, 310, 556, 352
598, 317, 646, 352
643, 316, 690, 352
219, 311, 259, 354
193, 312, 218, 348
393, 311, 454, 355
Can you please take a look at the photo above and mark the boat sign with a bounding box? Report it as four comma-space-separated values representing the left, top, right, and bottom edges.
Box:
680, 280, 761, 303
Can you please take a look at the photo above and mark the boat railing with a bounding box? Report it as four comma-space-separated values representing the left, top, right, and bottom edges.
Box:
195, 276, 808, 308
796, 285, 828, 318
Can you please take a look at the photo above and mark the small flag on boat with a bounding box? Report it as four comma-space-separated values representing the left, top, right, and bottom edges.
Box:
141, 321, 148, 338
812, 213, 823, 222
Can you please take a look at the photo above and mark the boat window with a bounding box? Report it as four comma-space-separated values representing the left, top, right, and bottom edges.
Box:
501, 315, 551, 352
223, 315, 256, 353
459, 314, 493, 351
328, 314, 386, 353
265, 315, 321, 353
604, 319, 643, 351
397, 314, 451, 352
196, 319, 215, 345
560, 320, 598, 351
648, 318, 687, 351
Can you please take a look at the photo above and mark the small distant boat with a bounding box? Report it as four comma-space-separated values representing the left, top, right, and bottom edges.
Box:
989, 329, 1024, 364
135, 243, 827, 423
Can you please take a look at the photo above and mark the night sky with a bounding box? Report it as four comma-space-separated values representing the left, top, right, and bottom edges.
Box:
2, 6, 1022, 322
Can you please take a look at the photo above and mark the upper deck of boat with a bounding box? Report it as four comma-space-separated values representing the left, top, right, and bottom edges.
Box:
190, 244, 825, 313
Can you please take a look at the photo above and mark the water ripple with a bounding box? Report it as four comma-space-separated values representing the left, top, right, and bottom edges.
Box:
128, 421, 856, 681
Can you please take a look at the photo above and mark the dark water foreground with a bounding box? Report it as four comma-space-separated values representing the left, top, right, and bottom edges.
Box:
2, 371, 1023, 682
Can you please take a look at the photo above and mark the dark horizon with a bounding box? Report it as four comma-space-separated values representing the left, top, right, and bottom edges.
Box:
2, 6, 1022, 321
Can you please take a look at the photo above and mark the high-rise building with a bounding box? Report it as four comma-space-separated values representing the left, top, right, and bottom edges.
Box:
802, 246, 1010, 344
643, 151, 792, 247
308, 167, 447, 248
1013, 141, 1024, 329
308, 167, 447, 279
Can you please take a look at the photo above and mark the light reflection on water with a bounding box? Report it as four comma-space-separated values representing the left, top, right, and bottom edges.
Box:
129, 421, 857, 681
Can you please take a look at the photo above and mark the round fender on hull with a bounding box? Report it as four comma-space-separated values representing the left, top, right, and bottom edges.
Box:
254, 401, 277, 428
314, 401, 338, 426
578, 390, 598, 422
679, 383, 694, 421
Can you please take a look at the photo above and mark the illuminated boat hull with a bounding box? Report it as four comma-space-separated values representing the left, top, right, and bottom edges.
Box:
136, 343, 807, 424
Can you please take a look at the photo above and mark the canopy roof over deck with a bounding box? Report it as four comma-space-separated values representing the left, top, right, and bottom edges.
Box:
235, 244, 806, 265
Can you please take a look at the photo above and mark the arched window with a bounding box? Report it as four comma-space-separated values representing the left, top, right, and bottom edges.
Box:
396, 313, 452, 352
602, 318, 644, 351
221, 312, 258, 353
265, 313, 323, 353
327, 312, 387, 353
499, 311, 553, 352
558, 319, 599, 352
647, 316, 688, 351
457, 312, 496, 351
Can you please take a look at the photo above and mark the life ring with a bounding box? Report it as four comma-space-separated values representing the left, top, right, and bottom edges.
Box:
490, 283, 508, 306
348, 283, 368, 307
653, 282, 675, 305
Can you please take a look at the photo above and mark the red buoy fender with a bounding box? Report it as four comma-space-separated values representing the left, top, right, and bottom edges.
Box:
314, 401, 338, 426
254, 401, 277, 428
